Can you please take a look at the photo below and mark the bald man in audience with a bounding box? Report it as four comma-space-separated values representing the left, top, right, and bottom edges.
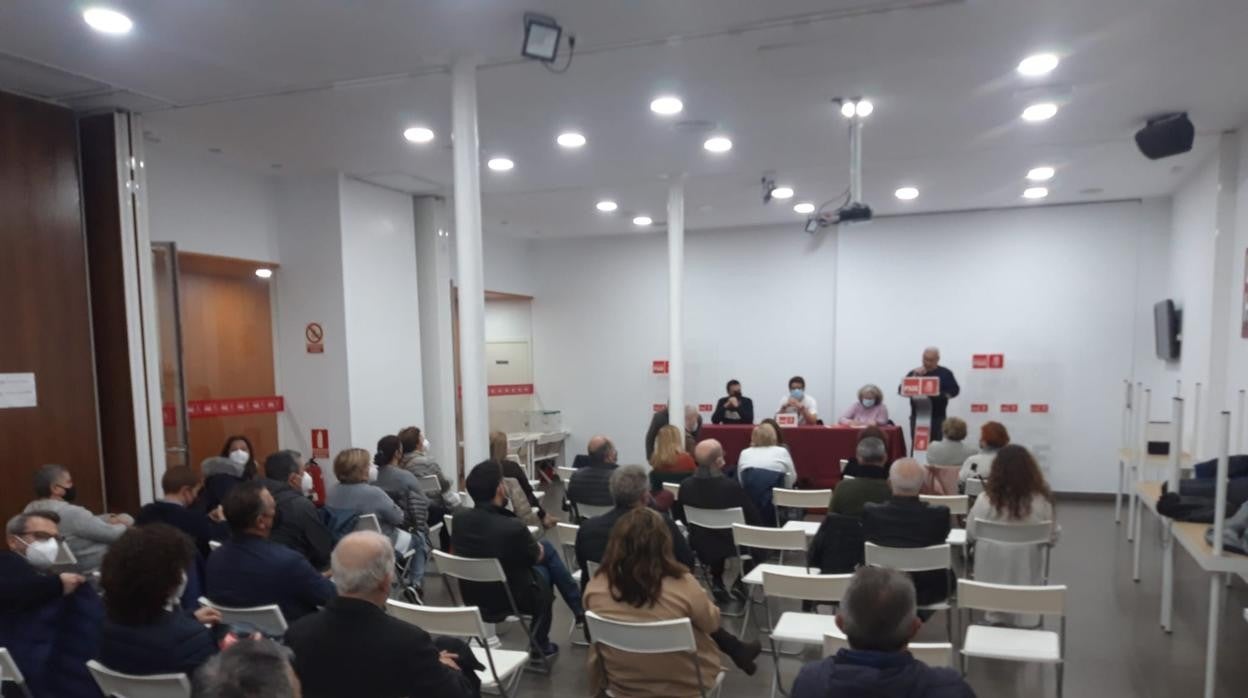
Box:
286, 531, 480, 697
862, 458, 952, 607
567, 435, 618, 513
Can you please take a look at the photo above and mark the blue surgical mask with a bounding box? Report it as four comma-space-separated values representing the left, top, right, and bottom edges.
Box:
861, 398, 877, 408
790, 389, 804, 400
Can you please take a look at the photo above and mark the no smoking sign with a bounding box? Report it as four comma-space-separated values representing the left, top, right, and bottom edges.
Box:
306, 322, 324, 354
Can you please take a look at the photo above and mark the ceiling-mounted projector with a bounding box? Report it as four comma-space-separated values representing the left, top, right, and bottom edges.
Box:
805, 202, 873, 233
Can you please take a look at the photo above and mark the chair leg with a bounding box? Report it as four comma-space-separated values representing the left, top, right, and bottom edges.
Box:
767, 636, 789, 697
1056, 662, 1064, 698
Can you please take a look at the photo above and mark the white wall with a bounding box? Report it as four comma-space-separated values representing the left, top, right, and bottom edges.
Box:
339, 178, 424, 447
145, 141, 280, 263
483, 235, 536, 296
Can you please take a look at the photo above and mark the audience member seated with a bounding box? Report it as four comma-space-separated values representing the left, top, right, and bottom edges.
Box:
491, 430, 555, 529
24, 463, 132, 571
399, 425, 462, 511
287, 531, 481, 698
328, 447, 424, 592
651, 424, 697, 474
206, 481, 335, 625
760, 418, 788, 448
1, 511, 102, 698
586, 508, 760, 695
830, 438, 892, 517
373, 436, 431, 587
923, 417, 977, 495
192, 638, 302, 698
862, 459, 952, 607
806, 510, 867, 575
97, 524, 221, 676
738, 424, 797, 525
841, 426, 889, 476
967, 444, 1059, 626
778, 375, 820, 425
221, 434, 261, 481
958, 421, 1011, 486
679, 440, 762, 603
138, 465, 229, 559
263, 450, 333, 571
452, 461, 585, 662
711, 379, 755, 425
196, 455, 247, 515
839, 383, 891, 427
568, 435, 619, 512
576, 465, 696, 579
790, 566, 975, 698
646, 404, 702, 460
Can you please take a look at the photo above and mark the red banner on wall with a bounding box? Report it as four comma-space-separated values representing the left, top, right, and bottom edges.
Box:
653, 403, 666, 412
652, 360, 669, 375
972, 354, 989, 369
487, 384, 535, 397
699, 403, 714, 412
1030, 403, 1050, 413
1000, 403, 1019, 413
164, 395, 285, 426
970, 403, 989, 413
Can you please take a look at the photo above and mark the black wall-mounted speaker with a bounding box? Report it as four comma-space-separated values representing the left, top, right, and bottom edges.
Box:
1134, 113, 1195, 160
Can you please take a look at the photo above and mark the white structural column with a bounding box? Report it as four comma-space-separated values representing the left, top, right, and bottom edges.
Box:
452, 58, 490, 470
667, 177, 686, 442
414, 196, 458, 476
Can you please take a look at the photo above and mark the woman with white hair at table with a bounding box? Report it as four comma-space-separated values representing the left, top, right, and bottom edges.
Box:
838, 384, 890, 427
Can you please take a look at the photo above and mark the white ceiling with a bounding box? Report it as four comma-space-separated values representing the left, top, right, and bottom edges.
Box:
2, 0, 1246, 238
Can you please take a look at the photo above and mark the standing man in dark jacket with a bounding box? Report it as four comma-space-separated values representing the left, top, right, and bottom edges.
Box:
711, 379, 755, 425
137, 465, 229, 558
900, 346, 960, 442
567, 436, 619, 512
862, 459, 952, 607
287, 531, 480, 698
264, 450, 333, 571
791, 566, 975, 698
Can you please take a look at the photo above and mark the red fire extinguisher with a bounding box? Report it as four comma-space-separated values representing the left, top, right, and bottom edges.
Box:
306, 458, 328, 507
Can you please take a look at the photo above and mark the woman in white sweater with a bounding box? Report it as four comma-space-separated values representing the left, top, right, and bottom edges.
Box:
966, 444, 1058, 626
738, 424, 797, 526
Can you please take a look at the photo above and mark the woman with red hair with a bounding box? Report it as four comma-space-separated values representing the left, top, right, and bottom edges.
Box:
957, 421, 1010, 486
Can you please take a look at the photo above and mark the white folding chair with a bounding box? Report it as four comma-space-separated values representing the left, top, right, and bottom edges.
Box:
971, 519, 1055, 583
683, 506, 747, 611
387, 601, 529, 698
822, 634, 955, 667
863, 543, 957, 644
732, 524, 813, 630
919, 494, 969, 516
573, 502, 613, 521
958, 580, 1066, 697
0, 648, 32, 698
771, 488, 832, 527
197, 597, 288, 637
87, 660, 190, 698
554, 522, 590, 646
585, 611, 725, 698
662, 481, 681, 497
356, 513, 383, 533
431, 550, 552, 674
443, 513, 454, 537
964, 477, 985, 497
417, 474, 442, 495
761, 570, 853, 697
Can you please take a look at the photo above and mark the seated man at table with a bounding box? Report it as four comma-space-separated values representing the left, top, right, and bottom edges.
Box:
711, 379, 755, 425
830, 438, 892, 517
862, 458, 951, 608
778, 376, 819, 425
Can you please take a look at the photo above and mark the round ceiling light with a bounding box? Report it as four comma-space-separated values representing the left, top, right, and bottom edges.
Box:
633, 215, 653, 226
1026, 166, 1056, 182
1023, 186, 1050, 200
855, 100, 874, 117
793, 202, 816, 214
650, 96, 684, 116
83, 7, 133, 34
1017, 53, 1060, 77
703, 136, 733, 153
486, 157, 514, 172
771, 186, 794, 200
894, 186, 920, 200
254, 269, 273, 279
403, 127, 435, 144
840, 101, 856, 118
1021, 102, 1059, 122
556, 131, 586, 148
596, 200, 618, 212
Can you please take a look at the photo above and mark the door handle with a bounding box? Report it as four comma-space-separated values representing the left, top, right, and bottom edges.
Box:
166, 446, 188, 453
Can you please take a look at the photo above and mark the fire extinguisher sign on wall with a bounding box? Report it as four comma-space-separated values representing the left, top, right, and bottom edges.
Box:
311, 429, 329, 459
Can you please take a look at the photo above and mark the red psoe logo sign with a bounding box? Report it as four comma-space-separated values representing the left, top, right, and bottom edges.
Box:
651, 360, 669, 375
1030, 403, 1050, 413
972, 354, 989, 369
699, 403, 713, 412
914, 426, 931, 452
1001, 404, 1019, 413
970, 403, 989, 413
988, 354, 1005, 369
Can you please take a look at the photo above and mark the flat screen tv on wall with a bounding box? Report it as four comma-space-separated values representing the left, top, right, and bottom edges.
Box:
1154, 299, 1180, 361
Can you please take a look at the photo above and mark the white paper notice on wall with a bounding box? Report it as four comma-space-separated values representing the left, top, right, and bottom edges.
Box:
0, 373, 37, 409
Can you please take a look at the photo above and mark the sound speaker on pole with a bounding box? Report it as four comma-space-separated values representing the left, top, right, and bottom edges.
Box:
1134, 112, 1195, 160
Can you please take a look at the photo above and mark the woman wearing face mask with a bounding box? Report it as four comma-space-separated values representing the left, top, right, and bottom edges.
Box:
220, 435, 260, 480
838, 384, 890, 427
96, 524, 223, 676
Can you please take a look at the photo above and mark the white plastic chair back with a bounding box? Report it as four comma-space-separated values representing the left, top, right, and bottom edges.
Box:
87, 660, 190, 698
0, 647, 29, 696
973, 520, 1053, 545
762, 570, 852, 602
839, 459, 850, 472
957, 579, 1066, 616
731, 524, 806, 552
585, 612, 697, 653
555, 522, 579, 548
197, 597, 288, 636
356, 513, 383, 533
864, 543, 952, 573
662, 482, 681, 497
557, 466, 575, 482
773, 488, 832, 510
431, 550, 509, 584
387, 600, 489, 639
683, 506, 745, 530
964, 477, 985, 497
417, 474, 441, 495
821, 635, 954, 667
208, 540, 222, 551
919, 494, 970, 516
576, 502, 613, 519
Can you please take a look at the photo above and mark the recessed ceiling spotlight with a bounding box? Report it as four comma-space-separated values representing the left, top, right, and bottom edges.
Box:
771, 186, 794, 200
254, 269, 273, 279
1017, 53, 1060, 77
596, 200, 618, 212
487, 157, 514, 172
403, 126, 435, 144
650, 95, 684, 116
840, 102, 856, 118
894, 186, 920, 200
1026, 166, 1056, 182
633, 215, 653, 226
1021, 102, 1059, 122
83, 7, 133, 34
1022, 186, 1049, 200
793, 202, 816, 214
556, 131, 586, 148
855, 100, 874, 117
703, 136, 733, 153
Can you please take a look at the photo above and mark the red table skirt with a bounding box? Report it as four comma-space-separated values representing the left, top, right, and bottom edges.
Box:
699, 424, 908, 489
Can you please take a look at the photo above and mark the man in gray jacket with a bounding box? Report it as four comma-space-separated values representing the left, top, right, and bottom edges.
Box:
263, 450, 333, 571
23, 463, 132, 571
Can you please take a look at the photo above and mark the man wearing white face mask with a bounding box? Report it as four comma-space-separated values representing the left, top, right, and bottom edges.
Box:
264, 450, 334, 571
24, 463, 132, 572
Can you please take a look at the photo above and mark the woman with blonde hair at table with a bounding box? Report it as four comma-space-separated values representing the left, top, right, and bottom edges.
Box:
838, 384, 890, 427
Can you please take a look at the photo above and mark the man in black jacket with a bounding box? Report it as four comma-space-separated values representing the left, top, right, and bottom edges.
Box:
575, 465, 694, 579
263, 450, 333, 571
287, 531, 481, 698
900, 346, 961, 441
136, 466, 229, 558
862, 459, 951, 607
567, 435, 618, 512
711, 379, 755, 425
